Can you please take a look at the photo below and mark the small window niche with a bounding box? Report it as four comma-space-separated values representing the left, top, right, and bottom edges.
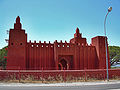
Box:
11, 43, 13, 45
20, 43, 22, 45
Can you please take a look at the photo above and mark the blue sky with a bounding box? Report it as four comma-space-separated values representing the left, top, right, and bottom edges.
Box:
0, 0, 120, 49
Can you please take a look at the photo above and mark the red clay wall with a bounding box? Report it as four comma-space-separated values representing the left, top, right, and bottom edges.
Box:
53, 41, 98, 70
26, 41, 55, 70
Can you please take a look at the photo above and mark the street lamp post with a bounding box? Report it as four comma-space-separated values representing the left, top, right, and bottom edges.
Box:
104, 7, 112, 81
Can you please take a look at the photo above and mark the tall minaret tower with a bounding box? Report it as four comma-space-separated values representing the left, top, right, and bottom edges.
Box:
70, 27, 87, 45
6, 16, 27, 70
14, 16, 22, 29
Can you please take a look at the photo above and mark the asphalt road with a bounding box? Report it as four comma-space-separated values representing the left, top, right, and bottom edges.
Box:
0, 84, 120, 90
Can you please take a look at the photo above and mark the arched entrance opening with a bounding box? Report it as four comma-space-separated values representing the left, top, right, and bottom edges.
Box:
58, 63, 62, 70
58, 59, 68, 70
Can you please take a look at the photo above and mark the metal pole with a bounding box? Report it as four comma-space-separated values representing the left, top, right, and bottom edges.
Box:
104, 11, 109, 81
104, 6, 112, 81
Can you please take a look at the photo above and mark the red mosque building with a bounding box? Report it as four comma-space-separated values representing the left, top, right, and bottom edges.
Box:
6, 16, 110, 70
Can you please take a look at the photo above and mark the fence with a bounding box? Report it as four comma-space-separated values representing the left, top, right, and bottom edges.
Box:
0, 69, 120, 83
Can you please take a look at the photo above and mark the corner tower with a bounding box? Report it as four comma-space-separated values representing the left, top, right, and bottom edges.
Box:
6, 16, 27, 70
91, 36, 110, 69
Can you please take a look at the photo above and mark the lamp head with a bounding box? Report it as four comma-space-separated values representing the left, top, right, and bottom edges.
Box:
108, 7, 112, 12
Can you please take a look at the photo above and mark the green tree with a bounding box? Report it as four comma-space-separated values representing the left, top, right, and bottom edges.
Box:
0, 46, 8, 69
109, 46, 120, 65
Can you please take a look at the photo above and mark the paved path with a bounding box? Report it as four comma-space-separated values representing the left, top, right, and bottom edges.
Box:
0, 81, 120, 90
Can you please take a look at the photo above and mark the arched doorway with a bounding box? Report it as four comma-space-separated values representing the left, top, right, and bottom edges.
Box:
58, 59, 68, 70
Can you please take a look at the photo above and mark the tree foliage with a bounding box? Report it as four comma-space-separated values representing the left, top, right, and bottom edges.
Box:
0, 46, 8, 69
108, 46, 120, 65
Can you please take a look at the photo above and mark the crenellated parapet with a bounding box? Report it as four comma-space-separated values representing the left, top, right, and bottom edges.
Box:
53, 40, 89, 48
27, 40, 54, 48
54, 40, 71, 48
